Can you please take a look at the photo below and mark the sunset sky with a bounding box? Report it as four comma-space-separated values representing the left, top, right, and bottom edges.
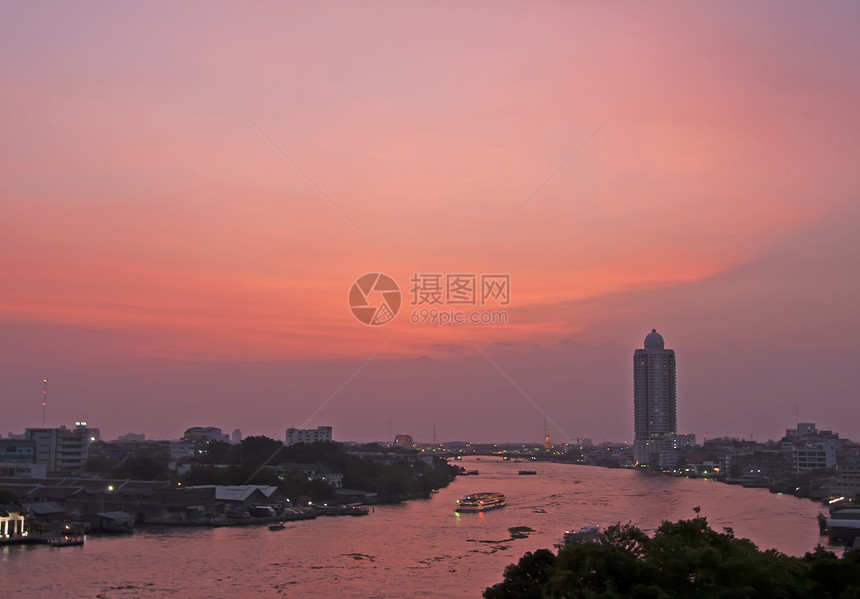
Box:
2, 2, 859, 444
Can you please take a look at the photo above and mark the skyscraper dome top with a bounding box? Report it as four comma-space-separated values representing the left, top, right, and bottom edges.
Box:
644, 328, 665, 350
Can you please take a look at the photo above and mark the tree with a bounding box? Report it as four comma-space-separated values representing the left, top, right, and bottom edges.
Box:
484, 550, 556, 599
115, 453, 170, 480
485, 517, 860, 599
85, 455, 120, 475
0, 490, 21, 507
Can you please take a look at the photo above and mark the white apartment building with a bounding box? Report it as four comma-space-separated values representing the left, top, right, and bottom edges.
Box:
794, 438, 837, 471
285, 426, 333, 446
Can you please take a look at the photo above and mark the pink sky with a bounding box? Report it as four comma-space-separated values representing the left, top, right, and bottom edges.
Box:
2, 1, 859, 443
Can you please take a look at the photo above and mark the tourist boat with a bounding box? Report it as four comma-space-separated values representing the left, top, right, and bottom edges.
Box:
268, 522, 285, 531
559, 525, 601, 545
454, 492, 506, 513
518, 470, 537, 475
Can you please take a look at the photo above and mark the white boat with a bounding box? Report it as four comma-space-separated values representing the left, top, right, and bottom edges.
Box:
560, 525, 601, 545
454, 492, 506, 512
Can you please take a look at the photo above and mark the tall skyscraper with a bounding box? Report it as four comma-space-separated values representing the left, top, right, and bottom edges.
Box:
633, 329, 677, 464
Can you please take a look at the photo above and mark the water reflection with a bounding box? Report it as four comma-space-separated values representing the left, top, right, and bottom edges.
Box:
5, 457, 833, 598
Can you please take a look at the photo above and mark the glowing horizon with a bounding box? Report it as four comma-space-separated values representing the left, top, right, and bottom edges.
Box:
2, 2, 859, 443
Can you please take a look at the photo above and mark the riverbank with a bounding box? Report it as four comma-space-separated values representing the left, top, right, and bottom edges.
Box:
2, 458, 833, 599
542, 455, 837, 507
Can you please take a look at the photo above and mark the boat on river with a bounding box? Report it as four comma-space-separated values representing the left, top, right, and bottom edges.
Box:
518, 470, 537, 475
454, 492, 506, 513
559, 524, 602, 545
47, 524, 85, 547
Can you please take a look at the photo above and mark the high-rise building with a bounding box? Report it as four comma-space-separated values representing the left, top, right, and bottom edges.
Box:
633, 329, 677, 465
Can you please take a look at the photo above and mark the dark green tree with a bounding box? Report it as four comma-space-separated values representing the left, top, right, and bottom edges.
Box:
485, 517, 860, 599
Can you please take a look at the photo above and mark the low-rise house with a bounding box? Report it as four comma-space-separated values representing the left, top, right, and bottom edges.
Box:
22, 501, 67, 521
0, 462, 47, 478
187, 485, 287, 510
0, 477, 216, 522
81, 511, 135, 532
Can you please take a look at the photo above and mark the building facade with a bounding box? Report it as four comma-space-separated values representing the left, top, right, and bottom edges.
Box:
0, 439, 36, 463
285, 426, 332, 446
24, 426, 90, 472
633, 329, 678, 465
794, 438, 837, 471
394, 434, 415, 448
182, 427, 227, 443
0, 462, 47, 477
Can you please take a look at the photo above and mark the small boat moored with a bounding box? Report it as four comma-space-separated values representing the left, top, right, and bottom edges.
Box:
48, 524, 86, 547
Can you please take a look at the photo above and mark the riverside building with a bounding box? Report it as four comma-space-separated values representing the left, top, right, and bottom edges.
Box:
633, 329, 695, 465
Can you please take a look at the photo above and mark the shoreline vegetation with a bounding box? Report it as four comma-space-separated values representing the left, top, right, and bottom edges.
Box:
88, 436, 461, 507
183, 438, 460, 504
0, 438, 460, 539
485, 515, 860, 599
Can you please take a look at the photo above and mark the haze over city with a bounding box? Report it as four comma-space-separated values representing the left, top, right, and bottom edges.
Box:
2, 2, 859, 444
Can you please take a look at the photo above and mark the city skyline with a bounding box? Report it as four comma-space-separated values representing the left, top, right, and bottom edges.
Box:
2, 3, 860, 444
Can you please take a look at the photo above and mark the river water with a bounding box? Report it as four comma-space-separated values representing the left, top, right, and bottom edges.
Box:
3, 457, 834, 598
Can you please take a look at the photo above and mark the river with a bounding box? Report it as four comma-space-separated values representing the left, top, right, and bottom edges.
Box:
2, 457, 834, 598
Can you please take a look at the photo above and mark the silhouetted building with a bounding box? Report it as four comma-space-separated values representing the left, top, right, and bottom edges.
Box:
794, 439, 837, 471
231, 429, 242, 444
780, 422, 839, 472
182, 427, 226, 443
285, 426, 332, 446
0, 439, 35, 463
633, 329, 678, 465
0, 436, 45, 477
394, 434, 415, 448
786, 423, 819, 438
75, 421, 100, 442
25, 426, 90, 472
